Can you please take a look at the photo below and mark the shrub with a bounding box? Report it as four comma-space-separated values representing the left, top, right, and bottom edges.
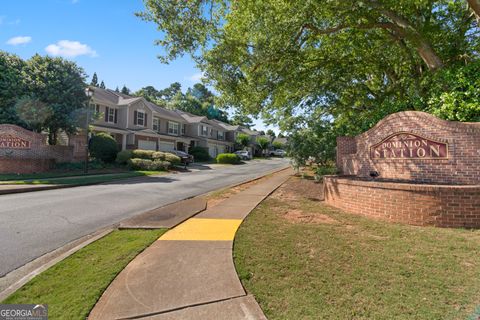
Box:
152, 151, 166, 160
165, 153, 181, 165
159, 160, 171, 170
116, 150, 132, 165
314, 165, 338, 182
89, 133, 118, 163
189, 146, 210, 161
216, 153, 241, 164
131, 149, 155, 159
128, 158, 171, 171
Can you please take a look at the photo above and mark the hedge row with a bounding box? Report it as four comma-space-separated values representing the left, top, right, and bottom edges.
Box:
116, 149, 180, 163
216, 153, 241, 164
128, 159, 171, 171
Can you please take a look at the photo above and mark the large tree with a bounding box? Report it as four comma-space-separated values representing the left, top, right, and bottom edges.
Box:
0, 52, 26, 126
138, 0, 479, 128
23, 54, 88, 144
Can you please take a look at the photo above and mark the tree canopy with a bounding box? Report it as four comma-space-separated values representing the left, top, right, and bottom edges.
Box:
139, 0, 480, 164
0, 52, 87, 144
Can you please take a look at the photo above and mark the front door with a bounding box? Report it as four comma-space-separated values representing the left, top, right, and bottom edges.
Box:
177, 142, 185, 151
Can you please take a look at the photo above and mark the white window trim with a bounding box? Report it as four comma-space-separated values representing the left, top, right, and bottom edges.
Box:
107, 107, 116, 123
136, 110, 145, 127
168, 121, 179, 136
153, 117, 160, 132
199, 125, 208, 137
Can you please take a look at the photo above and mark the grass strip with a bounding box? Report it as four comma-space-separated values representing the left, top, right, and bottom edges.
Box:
234, 179, 480, 319
3, 229, 166, 319
0, 171, 165, 185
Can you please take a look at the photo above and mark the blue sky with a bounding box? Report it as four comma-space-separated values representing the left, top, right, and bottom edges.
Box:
0, 0, 278, 133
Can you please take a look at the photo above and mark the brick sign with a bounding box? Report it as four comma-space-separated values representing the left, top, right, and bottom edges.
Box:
0, 134, 31, 149
370, 132, 447, 159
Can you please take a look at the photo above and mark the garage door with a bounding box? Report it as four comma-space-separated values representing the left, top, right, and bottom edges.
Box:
158, 141, 175, 152
138, 140, 157, 151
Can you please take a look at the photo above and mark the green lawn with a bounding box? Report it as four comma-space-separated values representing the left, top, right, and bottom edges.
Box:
3, 229, 166, 320
0, 171, 166, 185
234, 178, 480, 320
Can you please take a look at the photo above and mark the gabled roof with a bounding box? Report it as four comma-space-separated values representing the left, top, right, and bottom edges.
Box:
145, 101, 186, 122
209, 119, 239, 131
175, 110, 207, 123
91, 87, 122, 105
240, 127, 260, 136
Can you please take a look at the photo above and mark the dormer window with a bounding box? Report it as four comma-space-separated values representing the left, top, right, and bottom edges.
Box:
218, 131, 224, 140
134, 110, 146, 127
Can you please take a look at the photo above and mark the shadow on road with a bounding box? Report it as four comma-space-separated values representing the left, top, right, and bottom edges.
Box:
102, 175, 178, 185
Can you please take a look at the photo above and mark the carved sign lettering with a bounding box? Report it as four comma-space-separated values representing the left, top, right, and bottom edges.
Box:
370, 133, 447, 159
0, 134, 31, 149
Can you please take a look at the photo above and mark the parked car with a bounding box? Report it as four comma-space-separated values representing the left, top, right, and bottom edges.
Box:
270, 149, 287, 157
234, 150, 252, 160
172, 150, 194, 165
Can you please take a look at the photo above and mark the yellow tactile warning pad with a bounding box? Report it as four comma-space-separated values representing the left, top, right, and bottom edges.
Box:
160, 218, 243, 241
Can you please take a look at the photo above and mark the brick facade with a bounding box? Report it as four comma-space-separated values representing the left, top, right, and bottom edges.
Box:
336, 111, 480, 185
327, 111, 480, 228
324, 177, 480, 228
0, 124, 87, 173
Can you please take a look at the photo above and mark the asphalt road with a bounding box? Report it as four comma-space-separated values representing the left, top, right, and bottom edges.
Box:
0, 158, 289, 277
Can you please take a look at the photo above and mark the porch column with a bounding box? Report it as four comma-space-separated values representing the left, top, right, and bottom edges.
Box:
121, 134, 127, 151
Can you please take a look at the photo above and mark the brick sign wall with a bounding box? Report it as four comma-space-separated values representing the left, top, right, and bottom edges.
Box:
0, 124, 86, 174
336, 111, 480, 185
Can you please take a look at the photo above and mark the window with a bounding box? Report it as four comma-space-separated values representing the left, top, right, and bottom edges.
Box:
168, 121, 179, 135
90, 103, 100, 114
104, 106, 117, 124
107, 108, 116, 123
153, 117, 160, 132
218, 131, 224, 140
134, 110, 146, 127
210, 128, 214, 137
181, 124, 186, 135
200, 125, 208, 136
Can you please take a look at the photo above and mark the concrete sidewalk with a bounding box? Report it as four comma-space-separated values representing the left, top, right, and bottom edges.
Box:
89, 168, 292, 320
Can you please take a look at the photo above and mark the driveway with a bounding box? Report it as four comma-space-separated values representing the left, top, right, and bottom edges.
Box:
0, 158, 289, 277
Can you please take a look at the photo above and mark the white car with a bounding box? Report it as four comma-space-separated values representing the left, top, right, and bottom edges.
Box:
234, 150, 252, 160
270, 149, 287, 157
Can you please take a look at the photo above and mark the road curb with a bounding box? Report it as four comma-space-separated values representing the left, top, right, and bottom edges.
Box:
0, 163, 291, 301
0, 227, 113, 301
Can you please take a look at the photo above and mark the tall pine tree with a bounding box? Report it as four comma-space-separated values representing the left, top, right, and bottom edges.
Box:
90, 72, 99, 87
100, 81, 106, 89
121, 85, 130, 95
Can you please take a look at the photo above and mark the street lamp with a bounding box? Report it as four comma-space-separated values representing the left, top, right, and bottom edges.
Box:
84, 87, 94, 174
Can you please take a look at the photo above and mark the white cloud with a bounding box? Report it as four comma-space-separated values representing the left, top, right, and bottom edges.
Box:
187, 72, 204, 82
45, 40, 97, 58
6, 36, 32, 46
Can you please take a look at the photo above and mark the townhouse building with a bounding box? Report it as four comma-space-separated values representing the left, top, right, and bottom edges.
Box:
89, 87, 252, 157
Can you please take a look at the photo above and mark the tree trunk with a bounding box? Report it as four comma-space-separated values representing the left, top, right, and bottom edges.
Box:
467, 0, 480, 25
416, 40, 444, 71
48, 129, 58, 145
